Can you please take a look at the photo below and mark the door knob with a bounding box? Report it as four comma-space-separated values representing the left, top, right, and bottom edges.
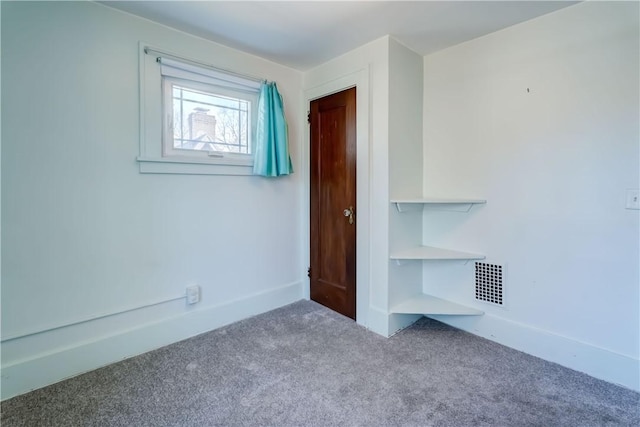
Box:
343, 206, 354, 225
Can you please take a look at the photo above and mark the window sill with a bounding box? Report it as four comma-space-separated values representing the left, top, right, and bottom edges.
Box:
137, 156, 254, 176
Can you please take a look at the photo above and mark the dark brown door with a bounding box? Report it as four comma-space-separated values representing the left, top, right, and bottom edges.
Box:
309, 87, 357, 319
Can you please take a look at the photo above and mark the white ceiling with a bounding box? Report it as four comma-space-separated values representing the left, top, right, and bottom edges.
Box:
100, 1, 578, 70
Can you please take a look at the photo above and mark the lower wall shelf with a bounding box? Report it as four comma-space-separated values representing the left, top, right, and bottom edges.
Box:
391, 294, 484, 316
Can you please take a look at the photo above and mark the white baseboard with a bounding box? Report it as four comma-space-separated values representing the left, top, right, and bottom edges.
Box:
366, 306, 391, 336
429, 313, 640, 392
366, 306, 422, 338
1, 282, 302, 401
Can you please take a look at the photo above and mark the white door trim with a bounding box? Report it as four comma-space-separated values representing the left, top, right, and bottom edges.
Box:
302, 67, 371, 328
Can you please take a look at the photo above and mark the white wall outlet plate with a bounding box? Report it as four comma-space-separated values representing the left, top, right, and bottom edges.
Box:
626, 189, 640, 210
186, 285, 200, 304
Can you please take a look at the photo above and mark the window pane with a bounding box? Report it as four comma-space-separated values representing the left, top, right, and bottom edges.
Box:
171, 85, 251, 154
173, 98, 183, 144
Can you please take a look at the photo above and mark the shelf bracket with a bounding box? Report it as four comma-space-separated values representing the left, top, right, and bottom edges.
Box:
393, 202, 425, 213
394, 202, 413, 213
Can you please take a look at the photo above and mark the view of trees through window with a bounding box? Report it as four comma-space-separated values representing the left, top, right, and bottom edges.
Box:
172, 85, 250, 154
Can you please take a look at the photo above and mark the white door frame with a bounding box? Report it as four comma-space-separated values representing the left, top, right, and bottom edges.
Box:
302, 68, 371, 328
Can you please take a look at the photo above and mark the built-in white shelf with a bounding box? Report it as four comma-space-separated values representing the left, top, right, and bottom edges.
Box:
391, 294, 484, 315
390, 246, 485, 261
389, 197, 486, 318
391, 198, 486, 213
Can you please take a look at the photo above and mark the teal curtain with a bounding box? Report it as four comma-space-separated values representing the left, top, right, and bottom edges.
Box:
253, 82, 294, 177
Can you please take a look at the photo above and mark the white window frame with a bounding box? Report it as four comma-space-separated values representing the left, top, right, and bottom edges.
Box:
137, 43, 262, 175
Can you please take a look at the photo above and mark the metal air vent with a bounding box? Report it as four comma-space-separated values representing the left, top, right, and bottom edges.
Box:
475, 262, 504, 306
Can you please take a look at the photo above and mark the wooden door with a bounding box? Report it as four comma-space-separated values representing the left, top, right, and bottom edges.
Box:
309, 87, 357, 319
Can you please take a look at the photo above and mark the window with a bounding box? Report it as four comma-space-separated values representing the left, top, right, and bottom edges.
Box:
165, 80, 252, 157
138, 45, 262, 175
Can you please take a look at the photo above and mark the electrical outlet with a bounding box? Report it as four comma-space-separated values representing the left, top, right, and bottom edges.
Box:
626, 189, 640, 210
186, 285, 200, 304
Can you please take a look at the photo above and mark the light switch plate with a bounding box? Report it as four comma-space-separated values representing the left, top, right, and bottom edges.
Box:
626, 189, 640, 210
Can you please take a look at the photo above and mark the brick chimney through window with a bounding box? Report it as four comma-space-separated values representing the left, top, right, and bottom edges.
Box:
189, 107, 217, 142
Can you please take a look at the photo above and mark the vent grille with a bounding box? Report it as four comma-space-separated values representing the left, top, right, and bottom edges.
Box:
475, 262, 503, 306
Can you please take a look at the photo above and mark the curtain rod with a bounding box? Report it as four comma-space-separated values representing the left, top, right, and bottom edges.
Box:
144, 46, 265, 84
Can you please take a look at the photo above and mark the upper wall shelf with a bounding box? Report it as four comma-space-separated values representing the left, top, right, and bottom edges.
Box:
391, 198, 486, 213
390, 246, 485, 261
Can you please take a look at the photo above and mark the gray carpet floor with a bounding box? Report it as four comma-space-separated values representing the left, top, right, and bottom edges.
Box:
1, 300, 639, 426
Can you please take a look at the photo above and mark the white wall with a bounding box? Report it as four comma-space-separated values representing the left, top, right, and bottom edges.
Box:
1, 1, 303, 399
388, 38, 424, 332
422, 1, 639, 390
